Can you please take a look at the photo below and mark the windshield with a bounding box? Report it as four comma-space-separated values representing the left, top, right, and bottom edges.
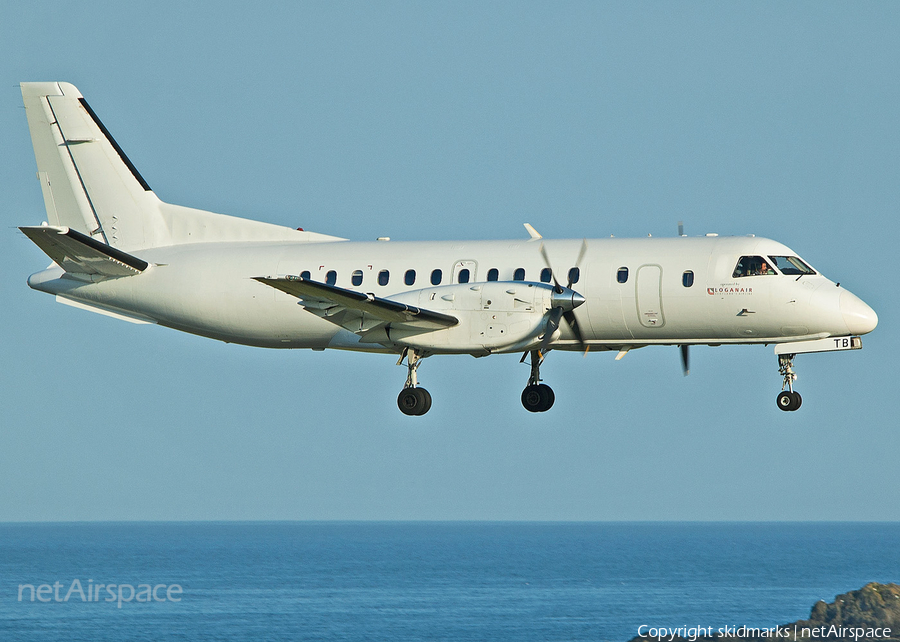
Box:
767, 255, 816, 276
733, 256, 777, 277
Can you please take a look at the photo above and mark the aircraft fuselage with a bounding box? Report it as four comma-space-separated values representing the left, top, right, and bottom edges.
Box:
27, 234, 875, 355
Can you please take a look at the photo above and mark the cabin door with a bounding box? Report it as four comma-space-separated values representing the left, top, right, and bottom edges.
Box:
636, 265, 665, 328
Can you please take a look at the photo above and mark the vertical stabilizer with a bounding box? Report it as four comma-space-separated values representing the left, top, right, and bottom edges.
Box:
21, 82, 346, 250
21, 82, 169, 250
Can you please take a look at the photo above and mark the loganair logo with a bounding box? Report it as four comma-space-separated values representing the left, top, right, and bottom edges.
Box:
708, 285, 753, 295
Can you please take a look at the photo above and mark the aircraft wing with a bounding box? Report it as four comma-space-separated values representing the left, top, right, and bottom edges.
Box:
253, 276, 459, 333
20, 225, 148, 276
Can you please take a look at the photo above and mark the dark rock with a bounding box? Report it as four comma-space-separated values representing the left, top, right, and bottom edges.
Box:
794, 583, 900, 634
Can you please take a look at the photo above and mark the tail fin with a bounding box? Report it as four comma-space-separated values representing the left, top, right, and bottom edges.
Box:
21, 82, 169, 250
21, 82, 338, 252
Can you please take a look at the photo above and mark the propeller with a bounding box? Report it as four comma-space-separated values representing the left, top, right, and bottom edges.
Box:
539, 306, 565, 352
538, 240, 589, 352
680, 344, 690, 376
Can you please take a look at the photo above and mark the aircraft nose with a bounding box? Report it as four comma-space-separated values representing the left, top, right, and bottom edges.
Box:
840, 290, 878, 335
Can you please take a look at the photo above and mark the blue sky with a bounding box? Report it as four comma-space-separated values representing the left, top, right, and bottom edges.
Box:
1, 1, 897, 521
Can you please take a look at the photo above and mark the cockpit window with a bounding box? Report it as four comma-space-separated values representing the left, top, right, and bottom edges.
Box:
733, 256, 777, 277
767, 255, 816, 276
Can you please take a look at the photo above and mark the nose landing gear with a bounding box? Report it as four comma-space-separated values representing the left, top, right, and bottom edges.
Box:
397, 348, 432, 416
521, 349, 555, 412
776, 354, 802, 411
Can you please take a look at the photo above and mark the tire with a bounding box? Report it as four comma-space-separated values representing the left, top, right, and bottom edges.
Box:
398, 388, 425, 416
776, 391, 794, 412
418, 388, 433, 415
790, 391, 802, 411
537, 384, 555, 411
521, 385, 544, 413
522, 384, 555, 412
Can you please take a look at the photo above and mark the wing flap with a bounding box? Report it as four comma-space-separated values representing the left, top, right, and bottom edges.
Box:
20, 225, 148, 276
254, 276, 459, 331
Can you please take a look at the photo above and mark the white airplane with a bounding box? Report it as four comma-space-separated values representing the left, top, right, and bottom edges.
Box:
18, 82, 878, 416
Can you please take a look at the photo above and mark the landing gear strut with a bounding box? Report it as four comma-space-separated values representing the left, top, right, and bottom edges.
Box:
776, 354, 802, 412
397, 348, 432, 416
521, 349, 555, 412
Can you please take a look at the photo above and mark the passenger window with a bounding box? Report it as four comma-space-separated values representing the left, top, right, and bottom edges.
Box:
487, 268, 499, 281
378, 270, 390, 286
568, 267, 580, 285
326, 270, 337, 286
458, 268, 470, 284
540, 268, 552, 283
733, 256, 776, 278
405, 269, 416, 286
617, 267, 628, 283
682, 270, 694, 287
300, 270, 311, 280
351, 270, 363, 286
768, 255, 816, 276
514, 268, 525, 281
431, 269, 442, 285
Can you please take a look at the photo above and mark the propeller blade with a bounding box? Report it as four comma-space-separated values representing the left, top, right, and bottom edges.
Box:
567, 239, 588, 288
562, 310, 589, 356
540, 307, 564, 352
539, 243, 564, 293
541, 240, 589, 353
680, 345, 690, 376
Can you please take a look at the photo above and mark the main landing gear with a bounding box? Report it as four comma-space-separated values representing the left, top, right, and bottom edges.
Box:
521, 349, 555, 413
395, 348, 557, 416
397, 348, 432, 416
776, 354, 802, 412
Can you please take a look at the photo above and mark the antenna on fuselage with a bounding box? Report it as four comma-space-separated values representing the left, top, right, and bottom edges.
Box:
678, 221, 685, 237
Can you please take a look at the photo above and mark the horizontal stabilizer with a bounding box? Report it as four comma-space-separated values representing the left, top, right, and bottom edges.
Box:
254, 276, 459, 331
20, 225, 148, 276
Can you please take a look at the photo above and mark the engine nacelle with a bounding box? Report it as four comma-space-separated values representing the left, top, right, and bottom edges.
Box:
383, 281, 561, 354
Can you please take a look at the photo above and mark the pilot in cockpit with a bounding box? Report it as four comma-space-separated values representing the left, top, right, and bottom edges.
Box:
756, 260, 775, 276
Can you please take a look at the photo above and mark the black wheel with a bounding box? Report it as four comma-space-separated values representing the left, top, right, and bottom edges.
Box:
776, 391, 794, 411
398, 388, 430, 416
522, 385, 544, 413
537, 384, 555, 411
522, 384, 554, 412
418, 388, 433, 415
790, 391, 802, 411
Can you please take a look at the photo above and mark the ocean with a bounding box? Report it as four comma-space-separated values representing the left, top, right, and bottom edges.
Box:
1, 522, 897, 641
